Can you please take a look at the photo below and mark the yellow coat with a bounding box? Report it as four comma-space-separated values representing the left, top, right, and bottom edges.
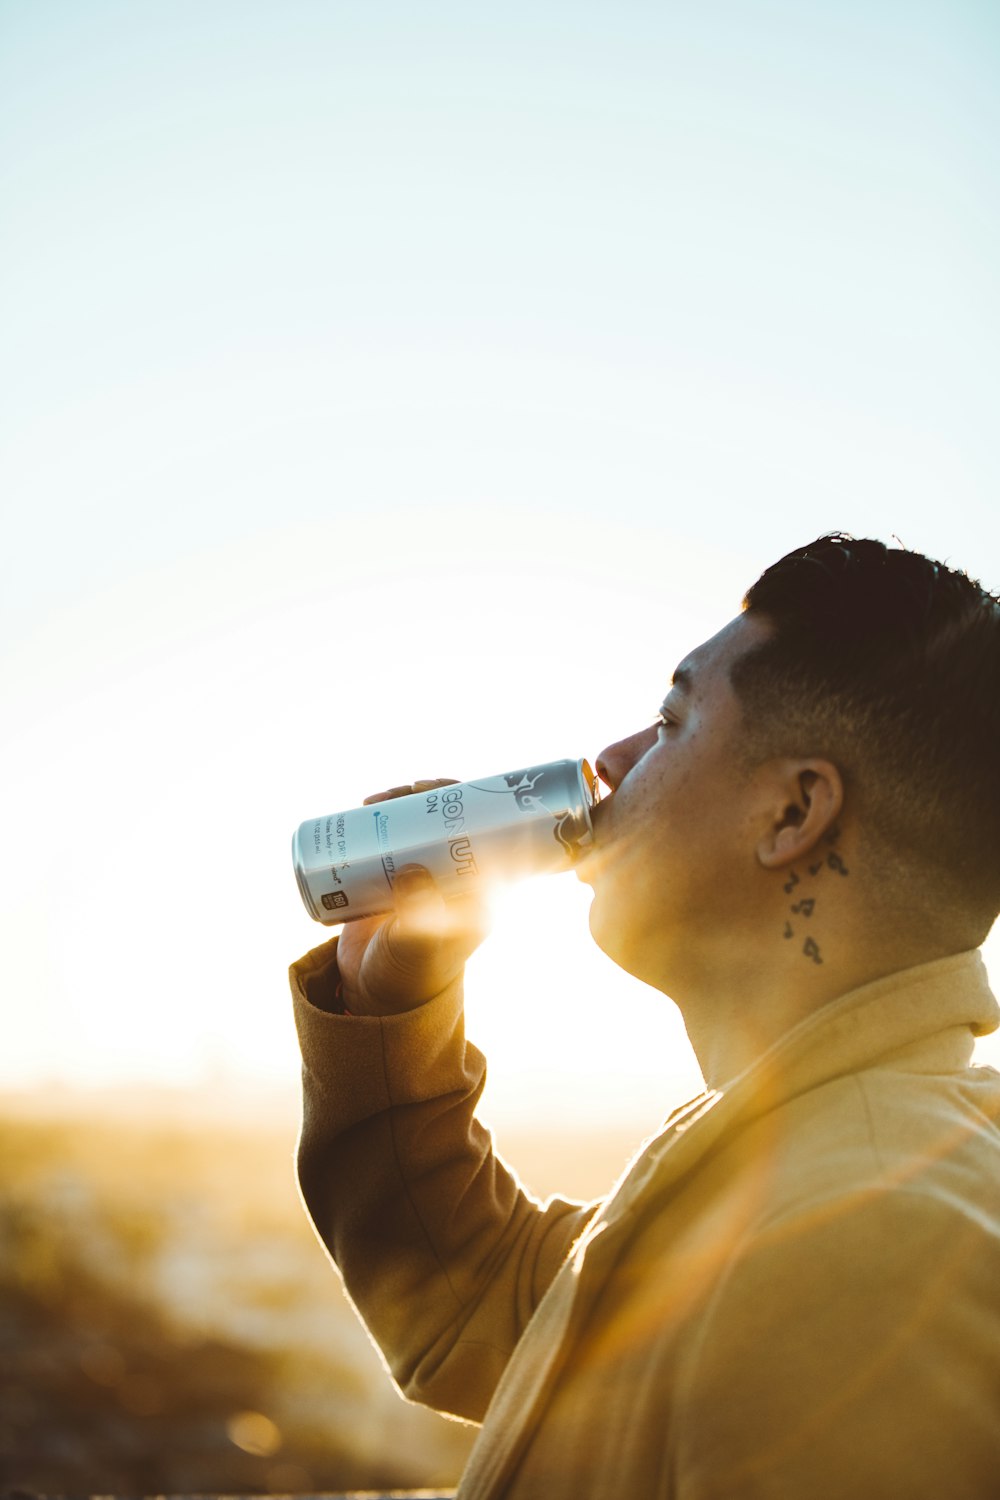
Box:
291, 945, 1000, 1498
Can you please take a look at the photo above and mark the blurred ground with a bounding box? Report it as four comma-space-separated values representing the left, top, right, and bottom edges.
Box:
0, 1089, 651, 1495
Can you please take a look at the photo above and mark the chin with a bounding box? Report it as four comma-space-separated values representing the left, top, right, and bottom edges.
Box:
588, 889, 670, 992
588, 889, 634, 971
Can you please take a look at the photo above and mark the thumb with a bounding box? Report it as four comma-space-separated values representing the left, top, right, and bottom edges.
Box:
355, 865, 490, 1012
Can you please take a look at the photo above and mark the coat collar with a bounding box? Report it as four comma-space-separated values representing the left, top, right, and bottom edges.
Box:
595, 949, 996, 1232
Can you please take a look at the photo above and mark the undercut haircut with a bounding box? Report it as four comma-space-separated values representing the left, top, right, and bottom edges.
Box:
733, 534, 1000, 941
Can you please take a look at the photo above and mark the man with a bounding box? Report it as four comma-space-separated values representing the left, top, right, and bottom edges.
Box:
290, 534, 1000, 1497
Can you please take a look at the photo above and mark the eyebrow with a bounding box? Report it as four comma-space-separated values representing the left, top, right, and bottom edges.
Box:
658, 663, 694, 716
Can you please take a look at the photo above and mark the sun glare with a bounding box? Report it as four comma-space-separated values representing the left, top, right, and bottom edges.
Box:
464, 875, 701, 1131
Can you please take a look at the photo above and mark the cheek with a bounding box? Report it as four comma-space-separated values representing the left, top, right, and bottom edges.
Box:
613, 776, 672, 850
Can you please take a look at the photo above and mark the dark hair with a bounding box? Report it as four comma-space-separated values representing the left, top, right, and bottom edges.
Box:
733, 534, 1000, 939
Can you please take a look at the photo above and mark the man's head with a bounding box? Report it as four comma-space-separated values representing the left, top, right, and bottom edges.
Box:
735, 534, 1000, 945
586, 534, 999, 1021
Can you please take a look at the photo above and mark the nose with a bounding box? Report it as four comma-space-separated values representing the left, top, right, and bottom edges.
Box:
595, 725, 657, 793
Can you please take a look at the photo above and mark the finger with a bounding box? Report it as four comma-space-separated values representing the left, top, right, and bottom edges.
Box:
392, 903, 491, 967
391, 864, 450, 938
362, 785, 416, 805
374, 869, 489, 991
362, 777, 460, 806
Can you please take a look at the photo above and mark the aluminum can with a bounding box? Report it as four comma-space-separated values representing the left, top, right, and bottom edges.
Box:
292, 758, 600, 924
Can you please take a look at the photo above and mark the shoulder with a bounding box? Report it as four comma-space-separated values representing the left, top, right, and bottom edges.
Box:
734, 1061, 1000, 1223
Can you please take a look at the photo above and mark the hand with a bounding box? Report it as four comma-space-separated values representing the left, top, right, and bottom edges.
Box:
336, 779, 492, 1016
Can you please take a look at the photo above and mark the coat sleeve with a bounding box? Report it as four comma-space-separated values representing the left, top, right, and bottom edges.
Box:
672, 1184, 1000, 1498
290, 936, 597, 1424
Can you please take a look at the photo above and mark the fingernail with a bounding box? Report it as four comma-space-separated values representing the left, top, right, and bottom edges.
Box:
394, 865, 434, 899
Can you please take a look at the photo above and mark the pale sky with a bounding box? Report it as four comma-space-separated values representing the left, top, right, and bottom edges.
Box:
2, 1, 999, 1127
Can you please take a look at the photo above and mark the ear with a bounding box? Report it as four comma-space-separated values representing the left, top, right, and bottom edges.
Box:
756, 760, 844, 870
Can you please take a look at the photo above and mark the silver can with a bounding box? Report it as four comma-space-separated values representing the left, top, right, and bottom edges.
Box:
292, 758, 600, 924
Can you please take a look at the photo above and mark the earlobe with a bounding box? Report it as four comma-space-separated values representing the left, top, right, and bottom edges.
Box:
756, 760, 844, 870
771, 822, 804, 859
